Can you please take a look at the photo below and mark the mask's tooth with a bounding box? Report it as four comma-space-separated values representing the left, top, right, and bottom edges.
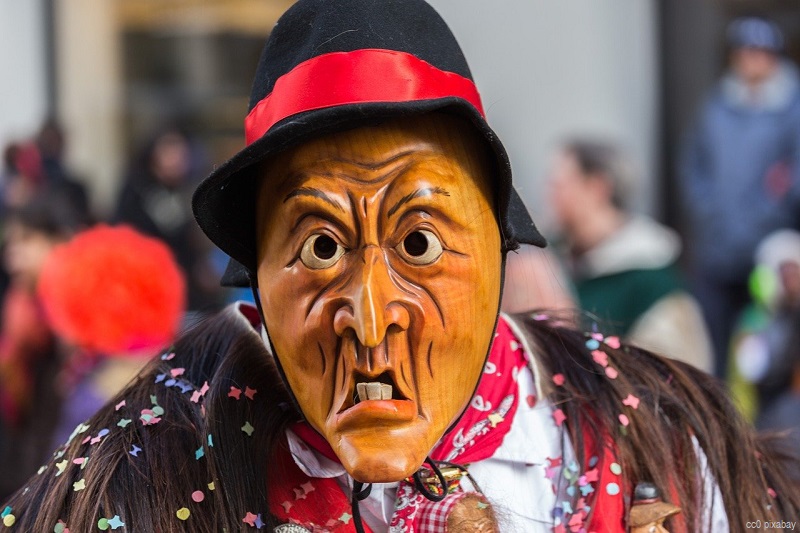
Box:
366, 382, 382, 401
356, 383, 367, 402
380, 384, 392, 400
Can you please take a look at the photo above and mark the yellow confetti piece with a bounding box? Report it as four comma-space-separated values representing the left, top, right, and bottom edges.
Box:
3, 514, 15, 526
73, 479, 86, 492
176, 508, 190, 521
208, 482, 215, 491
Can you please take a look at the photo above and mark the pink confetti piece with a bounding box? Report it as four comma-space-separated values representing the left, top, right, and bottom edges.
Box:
190, 390, 202, 403
244, 386, 257, 400
533, 313, 549, 321
191, 490, 205, 503
605, 336, 621, 349
622, 394, 640, 409
591, 350, 608, 367
618, 414, 629, 427
228, 387, 242, 400
552, 374, 565, 386
552, 409, 567, 427
584, 468, 599, 482
72, 458, 84, 465
162, 352, 176, 360
590, 332, 604, 341
115, 400, 126, 411
170, 367, 185, 377
242, 512, 258, 527
605, 366, 619, 379
768, 487, 777, 498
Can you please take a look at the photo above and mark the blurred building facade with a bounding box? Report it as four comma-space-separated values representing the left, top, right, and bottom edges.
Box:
1, 0, 799, 225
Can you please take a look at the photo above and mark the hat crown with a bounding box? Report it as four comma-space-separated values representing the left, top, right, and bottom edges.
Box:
727, 16, 784, 53
249, 0, 473, 111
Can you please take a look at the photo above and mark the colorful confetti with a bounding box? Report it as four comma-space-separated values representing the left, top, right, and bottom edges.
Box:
591, 350, 608, 367
241, 422, 255, 436
170, 367, 185, 378
161, 352, 176, 360
130, 445, 142, 457
98, 518, 109, 530
2, 514, 15, 527
117, 418, 132, 428
619, 414, 630, 427
585, 339, 600, 350
552, 374, 565, 386
195, 447, 204, 460
192, 490, 205, 503
107, 515, 125, 529
605, 367, 619, 379
605, 336, 621, 349
54, 520, 68, 533
242, 512, 258, 527
73, 479, 86, 492
229, 387, 242, 400
552, 409, 567, 427
115, 400, 126, 411
176, 508, 190, 521
244, 386, 258, 400
208, 482, 215, 491
622, 394, 640, 409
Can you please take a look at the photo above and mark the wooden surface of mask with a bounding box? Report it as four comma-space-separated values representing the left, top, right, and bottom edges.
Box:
256, 114, 503, 482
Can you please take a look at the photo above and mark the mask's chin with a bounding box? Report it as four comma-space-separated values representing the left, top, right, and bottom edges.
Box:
333, 423, 433, 483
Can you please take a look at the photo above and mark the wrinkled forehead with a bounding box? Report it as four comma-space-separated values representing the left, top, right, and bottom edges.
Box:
257, 114, 494, 204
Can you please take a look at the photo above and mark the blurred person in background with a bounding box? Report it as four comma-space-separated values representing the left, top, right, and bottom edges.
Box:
113, 126, 223, 312
35, 118, 91, 222
501, 244, 575, 319
732, 230, 800, 440
0, 190, 85, 500
679, 16, 800, 378
550, 139, 713, 372
36, 224, 186, 449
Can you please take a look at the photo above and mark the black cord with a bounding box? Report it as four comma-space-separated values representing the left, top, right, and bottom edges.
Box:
412, 456, 448, 502
350, 480, 372, 533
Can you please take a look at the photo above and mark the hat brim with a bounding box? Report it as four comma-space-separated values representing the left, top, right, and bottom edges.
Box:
193, 97, 545, 275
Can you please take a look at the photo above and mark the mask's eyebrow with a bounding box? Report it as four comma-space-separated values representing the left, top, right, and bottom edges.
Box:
283, 187, 345, 211
387, 186, 450, 218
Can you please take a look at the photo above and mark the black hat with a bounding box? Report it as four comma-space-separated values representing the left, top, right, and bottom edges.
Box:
192, 0, 546, 276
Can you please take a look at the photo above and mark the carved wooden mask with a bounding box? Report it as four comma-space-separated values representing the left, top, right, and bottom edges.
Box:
256, 114, 502, 482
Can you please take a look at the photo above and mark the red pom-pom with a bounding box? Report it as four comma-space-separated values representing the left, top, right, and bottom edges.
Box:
37, 225, 186, 354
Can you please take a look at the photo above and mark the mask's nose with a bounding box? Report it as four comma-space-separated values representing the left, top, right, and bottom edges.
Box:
333, 246, 411, 352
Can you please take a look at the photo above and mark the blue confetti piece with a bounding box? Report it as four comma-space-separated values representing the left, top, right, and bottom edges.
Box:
129, 445, 141, 457
562, 501, 573, 515
208, 434, 214, 447
165, 379, 176, 387
580, 484, 595, 496
588, 456, 599, 467
585, 339, 600, 350
178, 382, 193, 394
155, 374, 166, 383
195, 447, 204, 460
98, 428, 110, 437
1, 506, 11, 518
566, 486, 576, 497
568, 460, 579, 472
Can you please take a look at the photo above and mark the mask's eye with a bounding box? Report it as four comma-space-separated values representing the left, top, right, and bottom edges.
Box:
300, 234, 345, 269
396, 230, 443, 265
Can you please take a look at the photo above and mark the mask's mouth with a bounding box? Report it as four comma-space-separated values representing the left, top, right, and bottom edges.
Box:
351, 371, 407, 406
334, 371, 416, 430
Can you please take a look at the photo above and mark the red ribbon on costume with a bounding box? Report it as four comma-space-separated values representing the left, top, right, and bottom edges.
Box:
244, 49, 486, 145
